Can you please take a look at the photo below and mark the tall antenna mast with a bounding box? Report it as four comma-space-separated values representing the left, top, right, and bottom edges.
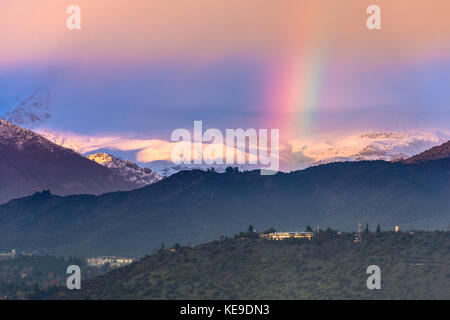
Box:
358, 221, 362, 240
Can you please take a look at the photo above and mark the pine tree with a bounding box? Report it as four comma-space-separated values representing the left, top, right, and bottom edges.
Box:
376, 223, 381, 234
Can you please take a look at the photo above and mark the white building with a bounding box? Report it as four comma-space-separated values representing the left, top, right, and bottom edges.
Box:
87, 256, 135, 268
0, 249, 16, 259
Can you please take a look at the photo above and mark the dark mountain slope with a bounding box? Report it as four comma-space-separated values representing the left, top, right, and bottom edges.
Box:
0, 156, 448, 257
53, 231, 450, 300
403, 140, 450, 164
0, 119, 138, 203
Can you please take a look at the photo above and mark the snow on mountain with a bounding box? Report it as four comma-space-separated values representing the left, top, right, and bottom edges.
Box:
286, 128, 450, 170
87, 153, 162, 186
159, 129, 450, 174
0, 118, 59, 151
38, 127, 450, 175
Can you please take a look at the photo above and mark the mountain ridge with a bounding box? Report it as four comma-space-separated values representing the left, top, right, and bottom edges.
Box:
0, 153, 448, 256
0, 119, 139, 204
38, 128, 450, 174
53, 231, 450, 300
402, 140, 450, 164
87, 153, 162, 186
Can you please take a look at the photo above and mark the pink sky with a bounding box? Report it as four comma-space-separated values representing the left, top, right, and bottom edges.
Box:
2, 0, 450, 65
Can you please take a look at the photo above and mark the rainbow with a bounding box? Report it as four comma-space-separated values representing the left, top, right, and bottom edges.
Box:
264, 51, 326, 141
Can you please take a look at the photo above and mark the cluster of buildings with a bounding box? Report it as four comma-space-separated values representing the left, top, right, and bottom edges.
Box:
260, 231, 313, 241
0, 249, 16, 260
86, 256, 135, 268
260, 224, 403, 243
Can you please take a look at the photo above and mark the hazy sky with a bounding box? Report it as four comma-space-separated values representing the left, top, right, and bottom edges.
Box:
1, 0, 450, 167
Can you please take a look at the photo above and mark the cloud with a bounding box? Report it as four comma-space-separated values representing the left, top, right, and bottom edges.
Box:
38, 127, 450, 173
37, 129, 173, 161
283, 128, 450, 171
37, 129, 272, 165
3, 89, 51, 129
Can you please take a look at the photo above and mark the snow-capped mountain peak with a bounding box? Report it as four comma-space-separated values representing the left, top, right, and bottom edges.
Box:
87, 153, 162, 186
0, 118, 60, 151
37, 126, 450, 175
287, 129, 450, 170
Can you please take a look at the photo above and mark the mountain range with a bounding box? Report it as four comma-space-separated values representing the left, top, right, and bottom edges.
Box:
0, 140, 448, 256
0, 119, 449, 257
38, 127, 450, 174
0, 119, 139, 204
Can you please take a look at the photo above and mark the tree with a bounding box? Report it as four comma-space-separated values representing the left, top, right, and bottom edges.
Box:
225, 167, 239, 174
305, 225, 313, 232
225, 167, 233, 174
376, 223, 381, 234
365, 223, 369, 234
248, 225, 255, 233
263, 227, 276, 234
